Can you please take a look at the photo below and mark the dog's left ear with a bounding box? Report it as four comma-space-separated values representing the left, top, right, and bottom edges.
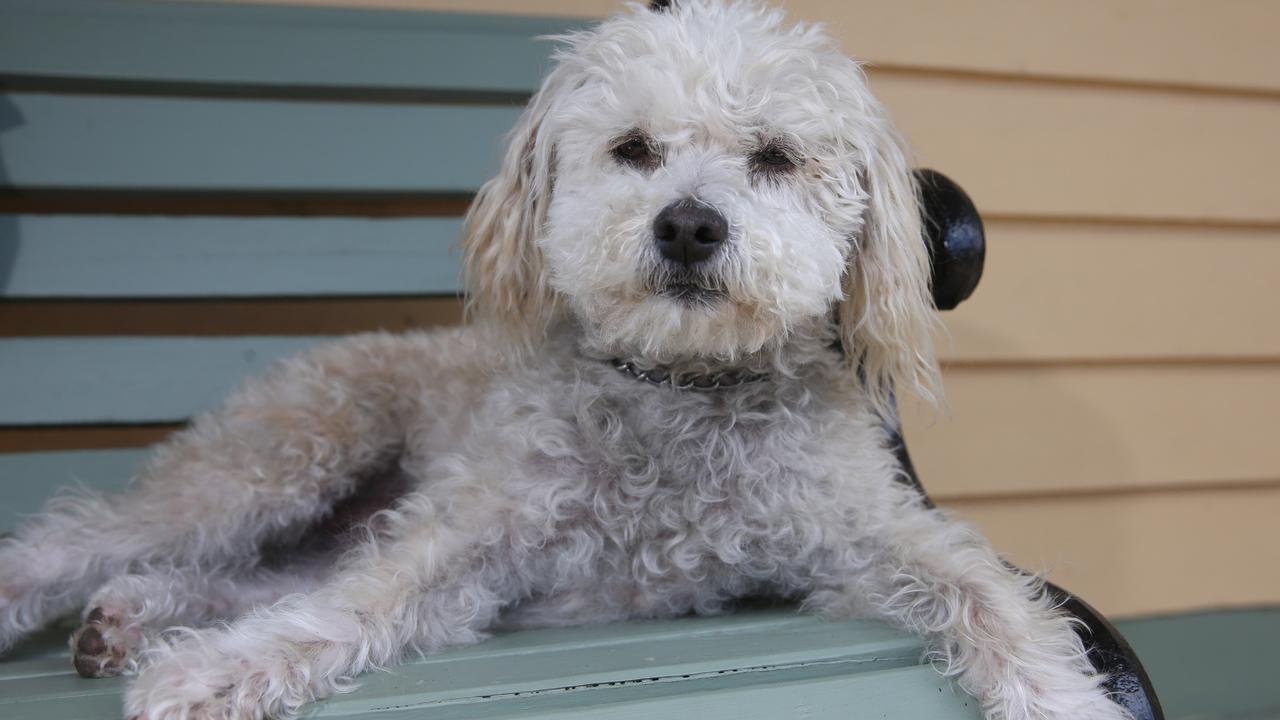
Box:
838, 114, 941, 415
462, 67, 569, 346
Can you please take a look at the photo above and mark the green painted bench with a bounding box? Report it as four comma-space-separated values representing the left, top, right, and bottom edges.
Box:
1, 607, 980, 719
0, 1, 1160, 719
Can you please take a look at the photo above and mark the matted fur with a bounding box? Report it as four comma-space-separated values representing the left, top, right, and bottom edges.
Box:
0, 3, 1126, 719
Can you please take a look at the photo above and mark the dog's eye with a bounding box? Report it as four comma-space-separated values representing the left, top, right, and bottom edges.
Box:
610, 134, 658, 170
752, 144, 796, 171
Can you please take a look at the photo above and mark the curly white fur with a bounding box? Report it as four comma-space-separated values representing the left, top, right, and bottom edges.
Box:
0, 2, 1127, 719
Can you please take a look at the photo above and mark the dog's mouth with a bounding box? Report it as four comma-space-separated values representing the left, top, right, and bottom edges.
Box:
660, 281, 725, 304
648, 270, 727, 306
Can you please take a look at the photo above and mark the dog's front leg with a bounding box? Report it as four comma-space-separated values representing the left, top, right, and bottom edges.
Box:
70, 564, 326, 679
123, 487, 515, 720
806, 502, 1129, 720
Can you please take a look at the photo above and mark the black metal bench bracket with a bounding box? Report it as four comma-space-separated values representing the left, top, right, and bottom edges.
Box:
900, 169, 1164, 720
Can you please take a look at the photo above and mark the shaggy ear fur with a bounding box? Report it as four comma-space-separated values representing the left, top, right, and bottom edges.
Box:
839, 112, 942, 416
462, 69, 568, 345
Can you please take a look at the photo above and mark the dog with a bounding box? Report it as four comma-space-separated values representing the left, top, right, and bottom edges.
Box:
0, 2, 1130, 718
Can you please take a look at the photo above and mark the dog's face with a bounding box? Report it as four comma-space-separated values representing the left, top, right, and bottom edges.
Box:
466, 0, 938, 409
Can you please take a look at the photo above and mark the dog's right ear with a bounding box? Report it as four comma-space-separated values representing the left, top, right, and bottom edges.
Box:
462, 68, 568, 345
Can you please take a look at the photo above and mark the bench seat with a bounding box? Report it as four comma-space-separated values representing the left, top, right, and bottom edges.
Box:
0, 608, 979, 720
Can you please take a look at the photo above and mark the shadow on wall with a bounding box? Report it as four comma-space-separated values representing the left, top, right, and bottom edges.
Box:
0, 94, 23, 295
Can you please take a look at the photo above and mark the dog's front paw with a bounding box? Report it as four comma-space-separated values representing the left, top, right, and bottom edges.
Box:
1071, 692, 1134, 720
124, 631, 317, 720
990, 685, 1132, 720
123, 649, 241, 720
123, 639, 266, 720
71, 606, 142, 678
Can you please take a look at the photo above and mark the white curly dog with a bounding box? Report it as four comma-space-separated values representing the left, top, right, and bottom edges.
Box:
0, 2, 1129, 718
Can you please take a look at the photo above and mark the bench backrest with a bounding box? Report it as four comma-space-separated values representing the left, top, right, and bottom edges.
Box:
0, 0, 586, 531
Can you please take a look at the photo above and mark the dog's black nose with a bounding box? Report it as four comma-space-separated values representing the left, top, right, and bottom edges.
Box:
653, 199, 727, 266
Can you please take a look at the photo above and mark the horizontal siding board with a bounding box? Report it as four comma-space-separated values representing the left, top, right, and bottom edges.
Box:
8, 218, 1278, 361
0, 337, 326, 425
808, 0, 1280, 96
0, 607, 977, 719
9, 0, 1279, 96
905, 364, 1280, 498
0, 449, 141, 534
0, 216, 463, 297
950, 485, 1280, 617
7, 339, 1280, 501
4, 82, 1277, 222
0, 93, 520, 191
943, 221, 1280, 362
877, 72, 1280, 224
0, 0, 580, 94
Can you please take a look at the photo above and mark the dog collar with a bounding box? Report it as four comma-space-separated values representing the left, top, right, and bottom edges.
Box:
610, 359, 770, 391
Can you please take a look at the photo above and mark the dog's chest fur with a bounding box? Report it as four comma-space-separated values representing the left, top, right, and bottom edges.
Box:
456, 348, 896, 626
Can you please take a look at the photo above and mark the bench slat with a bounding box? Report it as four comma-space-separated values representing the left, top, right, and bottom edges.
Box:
0, 93, 520, 191
0, 449, 142, 534
0, 0, 579, 95
0, 664, 979, 720
1117, 609, 1280, 720
0, 606, 977, 720
0, 610, 921, 706
0, 337, 325, 425
0, 216, 462, 298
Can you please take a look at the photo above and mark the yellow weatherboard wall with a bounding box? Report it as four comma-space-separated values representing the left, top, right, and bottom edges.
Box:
183, 0, 1280, 618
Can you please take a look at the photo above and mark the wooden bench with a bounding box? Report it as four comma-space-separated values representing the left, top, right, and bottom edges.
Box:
0, 1, 1159, 718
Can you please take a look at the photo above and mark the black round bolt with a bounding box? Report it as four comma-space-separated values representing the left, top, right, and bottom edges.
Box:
653, 199, 727, 266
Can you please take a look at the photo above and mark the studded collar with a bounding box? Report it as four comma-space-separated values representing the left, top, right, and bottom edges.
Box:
610, 358, 770, 391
